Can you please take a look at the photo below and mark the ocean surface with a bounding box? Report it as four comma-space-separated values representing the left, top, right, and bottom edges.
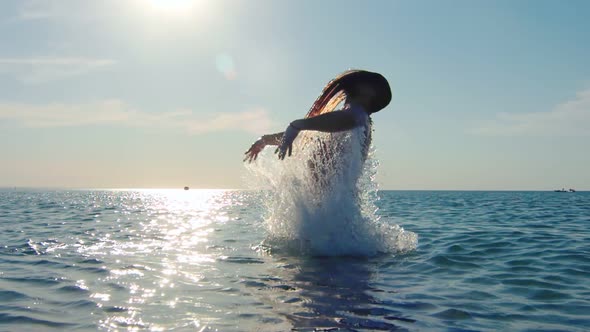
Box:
0, 189, 589, 331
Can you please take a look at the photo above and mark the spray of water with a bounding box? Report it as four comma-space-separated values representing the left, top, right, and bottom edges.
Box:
245, 126, 417, 257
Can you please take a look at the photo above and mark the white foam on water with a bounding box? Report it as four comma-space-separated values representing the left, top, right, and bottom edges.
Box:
245, 126, 417, 256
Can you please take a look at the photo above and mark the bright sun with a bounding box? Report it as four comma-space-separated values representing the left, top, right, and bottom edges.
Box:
148, 0, 196, 14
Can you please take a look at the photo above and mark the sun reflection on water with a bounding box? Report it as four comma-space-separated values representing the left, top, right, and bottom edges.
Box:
76, 189, 238, 331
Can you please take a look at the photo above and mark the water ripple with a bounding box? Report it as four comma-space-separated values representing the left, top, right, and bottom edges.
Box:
0, 189, 588, 331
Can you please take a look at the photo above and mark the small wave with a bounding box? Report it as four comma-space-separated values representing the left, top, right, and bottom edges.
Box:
0, 290, 31, 301
79, 258, 104, 264
384, 315, 416, 323
429, 256, 482, 269
59, 299, 98, 309
103, 306, 129, 313
56, 285, 90, 294
241, 280, 267, 288
349, 307, 396, 316
1, 276, 60, 286
0, 313, 76, 328
432, 308, 472, 320
394, 301, 438, 311
501, 278, 563, 289
219, 256, 265, 264
336, 317, 398, 330
69, 265, 109, 275
528, 289, 573, 301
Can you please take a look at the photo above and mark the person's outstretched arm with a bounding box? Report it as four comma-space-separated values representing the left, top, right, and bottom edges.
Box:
290, 111, 357, 133
243, 132, 284, 163
277, 111, 358, 159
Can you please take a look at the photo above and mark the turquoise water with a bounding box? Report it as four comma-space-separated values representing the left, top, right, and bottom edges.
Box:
0, 189, 589, 331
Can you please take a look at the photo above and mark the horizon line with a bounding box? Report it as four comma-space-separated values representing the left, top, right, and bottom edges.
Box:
1, 186, 587, 192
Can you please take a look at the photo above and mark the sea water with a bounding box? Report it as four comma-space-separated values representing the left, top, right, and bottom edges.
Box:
0, 189, 589, 331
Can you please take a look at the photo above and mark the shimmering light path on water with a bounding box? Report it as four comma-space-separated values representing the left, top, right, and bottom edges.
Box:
0, 189, 589, 331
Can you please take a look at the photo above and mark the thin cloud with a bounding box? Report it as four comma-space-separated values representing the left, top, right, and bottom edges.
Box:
0, 100, 274, 135
11, 0, 134, 22
13, 0, 76, 21
0, 57, 116, 84
473, 88, 590, 137
0, 58, 115, 66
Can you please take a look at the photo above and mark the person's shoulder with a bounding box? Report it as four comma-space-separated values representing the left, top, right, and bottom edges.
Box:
343, 104, 368, 126
341, 102, 364, 113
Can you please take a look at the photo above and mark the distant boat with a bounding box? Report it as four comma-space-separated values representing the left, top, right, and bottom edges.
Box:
184, 186, 189, 191
554, 188, 576, 193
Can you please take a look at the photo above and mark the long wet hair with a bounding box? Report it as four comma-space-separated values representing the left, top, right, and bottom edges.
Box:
300, 70, 391, 162
305, 70, 392, 118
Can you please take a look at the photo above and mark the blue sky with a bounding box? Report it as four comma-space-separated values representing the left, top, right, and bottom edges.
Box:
0, 0, 589, 190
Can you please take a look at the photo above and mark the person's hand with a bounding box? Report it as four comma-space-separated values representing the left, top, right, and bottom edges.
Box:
243, 137, 266, 163
276, 124, 301, 160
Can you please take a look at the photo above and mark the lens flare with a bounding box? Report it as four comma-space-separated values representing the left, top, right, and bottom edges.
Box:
215, 53, 237, 80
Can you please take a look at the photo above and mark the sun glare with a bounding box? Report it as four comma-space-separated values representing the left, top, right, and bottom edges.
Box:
148, 0, 196, 14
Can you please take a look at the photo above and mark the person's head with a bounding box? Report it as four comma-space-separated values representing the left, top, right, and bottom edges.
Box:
346, 83, 379, 110
306, 70, 392, 118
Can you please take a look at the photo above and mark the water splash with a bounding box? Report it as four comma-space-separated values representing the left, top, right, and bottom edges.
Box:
245, 126, 417, 256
